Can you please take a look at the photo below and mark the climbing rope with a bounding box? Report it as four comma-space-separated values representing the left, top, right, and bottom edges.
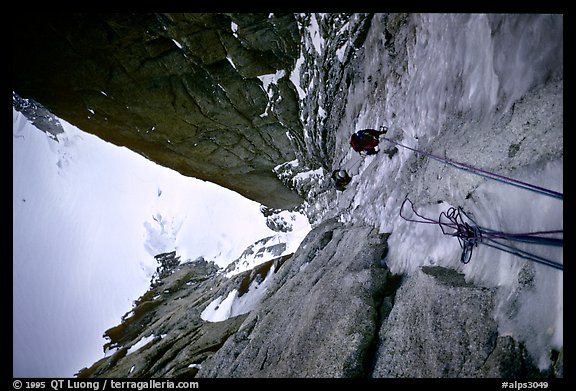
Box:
341, 126, 563, 269
399, 197, 563, 271
347, 154, 364, 172
379, 127, 563, 200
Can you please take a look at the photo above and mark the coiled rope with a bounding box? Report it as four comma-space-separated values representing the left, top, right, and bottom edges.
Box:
342, 126, 563, 269
400, 198, 563, 271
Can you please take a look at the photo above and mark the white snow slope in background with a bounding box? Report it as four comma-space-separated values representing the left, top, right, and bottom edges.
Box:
13, 109, 310, 377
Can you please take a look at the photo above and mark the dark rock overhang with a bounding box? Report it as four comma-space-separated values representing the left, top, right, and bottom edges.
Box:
13, 13, 306, 209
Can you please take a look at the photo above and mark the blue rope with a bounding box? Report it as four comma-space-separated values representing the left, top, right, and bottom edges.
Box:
482, 239, 563, 271
349, 127, 563, 269
379, 129, 563, 200
399, 198, 563, 271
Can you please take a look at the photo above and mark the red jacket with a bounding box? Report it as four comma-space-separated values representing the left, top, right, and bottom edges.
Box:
350, 129, 382, 154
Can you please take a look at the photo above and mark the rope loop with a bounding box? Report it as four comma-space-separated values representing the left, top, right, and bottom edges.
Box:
439, 207, 482, 263
399, 197, 563, 271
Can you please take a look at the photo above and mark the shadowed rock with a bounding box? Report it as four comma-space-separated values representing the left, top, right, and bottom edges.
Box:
13, 13, 305, 209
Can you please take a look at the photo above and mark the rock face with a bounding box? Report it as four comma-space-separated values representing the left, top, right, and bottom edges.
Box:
197, 224, 552, 378
76, 251, 293, 378
76, 220, 393, 378
12, 93, 64, 141
198, 219, 392, 377
372, 266, 542, 377
13, 13, 305, 209
77, 222, 556, 378
16, 13, 562, 378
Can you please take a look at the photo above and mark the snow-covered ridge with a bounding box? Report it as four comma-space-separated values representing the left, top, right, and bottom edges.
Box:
12, 108, 311, 377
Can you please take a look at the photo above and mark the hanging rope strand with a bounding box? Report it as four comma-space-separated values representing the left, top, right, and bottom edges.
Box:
450, 203, 564, 247
478, 228, 563, 247
482, 239, 563, 271
380, 134, 563, 200
399, 198, 563, 271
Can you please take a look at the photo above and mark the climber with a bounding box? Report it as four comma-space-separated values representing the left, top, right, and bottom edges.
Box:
331, 169, 352, 191
350, 127, 387, 156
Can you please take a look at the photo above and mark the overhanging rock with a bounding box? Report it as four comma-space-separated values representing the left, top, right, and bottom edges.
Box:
13, 13, 305, 209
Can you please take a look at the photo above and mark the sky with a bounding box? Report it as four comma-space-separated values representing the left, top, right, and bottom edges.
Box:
12, 108, 310, 377
13, 13, 562, 377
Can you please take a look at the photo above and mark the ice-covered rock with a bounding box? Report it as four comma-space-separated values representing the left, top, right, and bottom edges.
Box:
20, 13, 561, 378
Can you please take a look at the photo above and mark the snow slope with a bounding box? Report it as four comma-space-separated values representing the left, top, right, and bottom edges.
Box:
13, 108, 309, 377
13, 13, 562, 377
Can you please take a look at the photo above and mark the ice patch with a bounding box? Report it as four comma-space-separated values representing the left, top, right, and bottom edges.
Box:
171, 39, 183, 49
